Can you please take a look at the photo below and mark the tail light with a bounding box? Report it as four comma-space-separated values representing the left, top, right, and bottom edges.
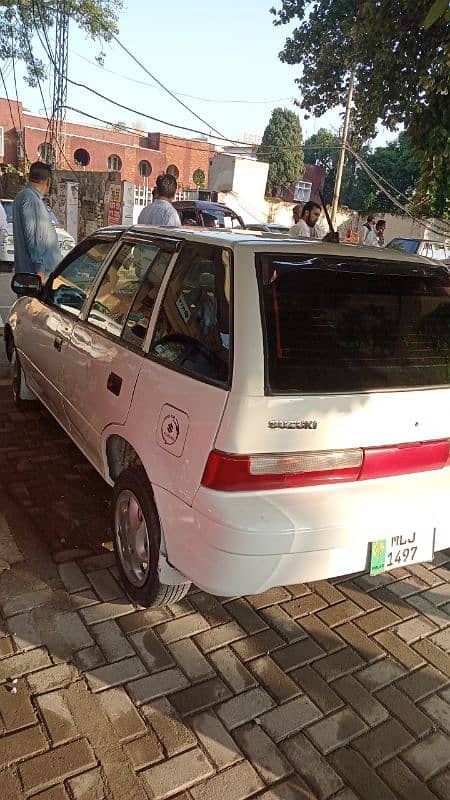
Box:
201, 439, 450, 492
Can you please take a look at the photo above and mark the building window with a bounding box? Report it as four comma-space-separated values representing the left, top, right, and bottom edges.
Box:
74, 148, 90, 167
193, 168, 205, 188
166, 164, 179, 179
138, 160, 152, 178
38, 142, 54, 164
107, 154, 122, 171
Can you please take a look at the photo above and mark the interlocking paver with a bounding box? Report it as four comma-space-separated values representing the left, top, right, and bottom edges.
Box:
259, 695, 321, 742
189, 760, 263, 800
19, 738, 97, 794
335, 621, 385, 662
307, 707, 367, 754
0, 679, 36, 731
85, 656, 147, 693
376, 684, 434, 737
259, 605, 306, 643
209, 646, 257, 692
142, 697, 197, 756
352, 718, 413, 765
91, 619, 135, 662
272, 636, 325, 671
128, 628, 174, 673
300, 613, 345, 652
126, 667, 189, 705
156, 612, 210, 644
0, 648, 51, 681
0, 724, 48, 764
396, 664, 448, 701
57, 562, 90, 594
142, 748, 213, 798
420, 694, 450, 734
191, 710, 242, 769
168, 638, 215, 682
233, 723, 292, 784
171, 676, 232, 716
357, 657, 406, 690
123, 732, 162, 769
402, 731, 450, 779
378, 757, 437, 800
374, 629, 425, 669
98, 686, 146, 741
313, 647, 365, 682
280, 733, 344, 800
224, 598, 267, 634
250, 655, 300, 703
27, 663, 77, 694
37, 691, 78, 745
332, 674, 388, 725
216, 687, 275, 730
329, 748, 396, 800
292, 664, 343, 713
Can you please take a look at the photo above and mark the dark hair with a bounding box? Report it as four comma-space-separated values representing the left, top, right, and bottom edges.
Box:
301, 200, 322, 218
367, 213, 376, 223
375, 219, 386, 230
155, 172, 177, 199
29, 161, 52, 183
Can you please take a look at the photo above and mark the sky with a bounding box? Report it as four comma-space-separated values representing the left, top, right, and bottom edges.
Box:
3, 0, 397, 149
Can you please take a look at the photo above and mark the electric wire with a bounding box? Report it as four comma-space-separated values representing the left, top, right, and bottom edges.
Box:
9, 3, 27, 161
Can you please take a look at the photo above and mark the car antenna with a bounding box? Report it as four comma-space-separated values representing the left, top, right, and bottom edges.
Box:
319, 191, 339, 243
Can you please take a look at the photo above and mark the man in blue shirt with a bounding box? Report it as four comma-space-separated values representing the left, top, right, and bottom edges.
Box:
13, 161, 61, 280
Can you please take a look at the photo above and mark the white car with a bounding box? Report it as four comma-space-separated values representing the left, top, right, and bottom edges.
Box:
4, 226, 450, 607
0, 198, 75, 263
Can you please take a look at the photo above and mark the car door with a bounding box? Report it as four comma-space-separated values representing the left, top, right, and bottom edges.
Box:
21, 236, 117, 420
61, 233, 178, 471
125, 240, 233, 504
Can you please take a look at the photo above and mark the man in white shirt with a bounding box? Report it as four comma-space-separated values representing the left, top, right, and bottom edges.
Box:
359, 213, 377, 245
289, 201, 322, 238
138, 173, 181, 226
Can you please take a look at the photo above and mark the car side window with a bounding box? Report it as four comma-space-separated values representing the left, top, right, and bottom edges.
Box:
87, 241, 161, 338
149, 242, 232, 385
49, 239, 114, 317
122, 249, 173, 348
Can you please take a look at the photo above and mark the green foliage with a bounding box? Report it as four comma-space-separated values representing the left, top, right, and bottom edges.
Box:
257, 107, 304, 196
109, 120, 127, 132
0, 1, 121, 86
304, 128, 340, 203
424, 0, 450, 28
271, 1, 450, 218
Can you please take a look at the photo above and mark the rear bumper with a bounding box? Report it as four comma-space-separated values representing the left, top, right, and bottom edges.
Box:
154, 468, 450, 596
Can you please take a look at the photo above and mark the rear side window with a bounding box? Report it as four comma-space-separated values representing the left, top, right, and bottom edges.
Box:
258, 253, 450, 393
149, 242, 232, 386
386, 239, 419, 254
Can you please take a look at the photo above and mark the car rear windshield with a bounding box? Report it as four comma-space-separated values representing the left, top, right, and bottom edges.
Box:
257, 253, 450, 393
386, 238, 420, 254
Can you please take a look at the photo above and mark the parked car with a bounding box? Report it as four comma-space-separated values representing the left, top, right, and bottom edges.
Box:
245, 223, 290, 233
5, 226, 450, 607
0, 198, 75, 264
173, 200, 244, 228
386, 237, 449, 261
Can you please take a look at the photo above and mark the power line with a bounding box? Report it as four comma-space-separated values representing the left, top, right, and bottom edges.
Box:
8, 3, 27, 162
72, 51, 293, 105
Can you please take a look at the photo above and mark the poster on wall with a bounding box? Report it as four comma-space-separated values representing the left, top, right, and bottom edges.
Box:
107, 183, 122, 226
122, 181, 135, 227
66, 182, 79, 242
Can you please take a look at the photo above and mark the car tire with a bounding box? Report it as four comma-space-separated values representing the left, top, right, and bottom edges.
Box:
112, 466, 191, 607
11, 347, 36, 409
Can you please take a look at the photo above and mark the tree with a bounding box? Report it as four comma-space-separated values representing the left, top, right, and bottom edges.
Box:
304, 128, 339, 204
257, 107, 304, 196
270, 1, 449, 218
108, 120, 127, 132
0, 1, 121, 87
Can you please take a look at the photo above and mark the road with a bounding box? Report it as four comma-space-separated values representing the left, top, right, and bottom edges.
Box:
0, 380, 449, 799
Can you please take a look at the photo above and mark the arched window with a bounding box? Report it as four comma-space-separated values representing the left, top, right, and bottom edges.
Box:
107, 154, 122, 171
138, 160, 152, 178
74, 148, 90, 167
166, 164, 179, 179
38, 142, 54, 164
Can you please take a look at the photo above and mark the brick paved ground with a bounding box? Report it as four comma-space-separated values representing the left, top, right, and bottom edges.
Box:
0, 378, 449, 800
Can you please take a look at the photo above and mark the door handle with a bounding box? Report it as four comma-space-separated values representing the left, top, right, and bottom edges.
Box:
54, 335, 63, 352
107, 372, 122, 396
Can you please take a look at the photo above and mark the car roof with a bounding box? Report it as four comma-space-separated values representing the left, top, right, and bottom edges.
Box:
172, 200, 238, 213
97, 224, 442, 267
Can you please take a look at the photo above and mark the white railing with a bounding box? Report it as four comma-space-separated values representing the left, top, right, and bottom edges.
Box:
134, 186, 200, 206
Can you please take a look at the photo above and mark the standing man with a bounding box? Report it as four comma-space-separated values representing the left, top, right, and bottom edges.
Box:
289, 201, 322, 238
13, 161, 61, 281
359, 213, 377, 245
138, 173, 181, 226
375, 219, 386, 247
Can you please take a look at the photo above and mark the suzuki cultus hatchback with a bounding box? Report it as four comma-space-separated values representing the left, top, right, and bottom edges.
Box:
5, 227, 450, 606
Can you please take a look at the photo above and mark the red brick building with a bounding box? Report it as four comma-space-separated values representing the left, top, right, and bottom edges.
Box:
0, 98, 214, 189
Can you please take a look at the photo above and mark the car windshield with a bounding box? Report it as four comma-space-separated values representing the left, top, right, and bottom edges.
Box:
257, 253, 450, 393
386, 238, 420, 254
1, 200, 61, 227
1, 201, 12, 223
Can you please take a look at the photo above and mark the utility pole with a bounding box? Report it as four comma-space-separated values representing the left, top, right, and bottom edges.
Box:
330, 69, 355, 227
49, 0, 69, 169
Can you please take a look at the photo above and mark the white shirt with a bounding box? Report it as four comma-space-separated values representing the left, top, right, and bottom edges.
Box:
138, 199, 181, 227
289, 219, 317, 238
365, 228, 379, 246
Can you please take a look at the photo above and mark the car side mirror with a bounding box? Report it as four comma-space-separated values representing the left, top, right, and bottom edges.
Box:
11, 273, 42, 297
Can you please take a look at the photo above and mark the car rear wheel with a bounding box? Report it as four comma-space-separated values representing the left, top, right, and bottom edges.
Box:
112, 466, 191, 607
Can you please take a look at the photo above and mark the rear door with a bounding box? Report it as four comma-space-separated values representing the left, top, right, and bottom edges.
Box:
126, 240, 233, 503
61, 233, 177, 470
